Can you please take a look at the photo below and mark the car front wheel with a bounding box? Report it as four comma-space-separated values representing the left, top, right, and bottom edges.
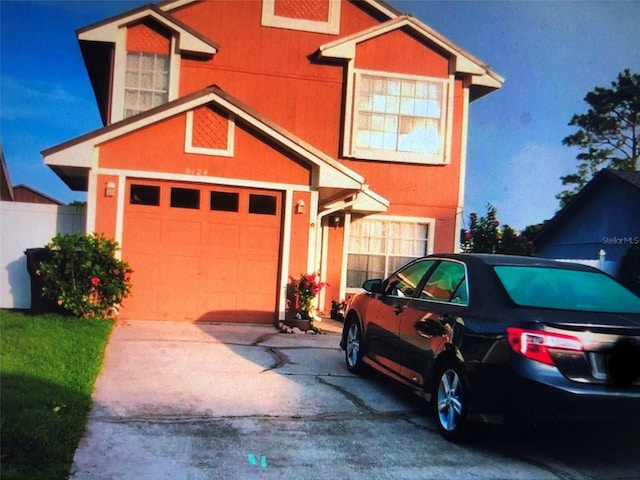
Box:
345, 319, 364, 374
434, 362, 469, 442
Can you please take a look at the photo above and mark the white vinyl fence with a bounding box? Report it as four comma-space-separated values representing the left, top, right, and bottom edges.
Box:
1, 201, 86, 309
554, 250, 617, 276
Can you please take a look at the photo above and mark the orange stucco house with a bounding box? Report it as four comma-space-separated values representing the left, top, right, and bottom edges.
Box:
42, 0, 502, 323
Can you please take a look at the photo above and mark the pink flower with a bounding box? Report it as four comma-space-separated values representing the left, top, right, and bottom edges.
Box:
91, 277, 100, 286
35, 269, 41, 276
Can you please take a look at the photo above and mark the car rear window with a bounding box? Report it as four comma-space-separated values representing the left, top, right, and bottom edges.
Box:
494, 266, 640, 313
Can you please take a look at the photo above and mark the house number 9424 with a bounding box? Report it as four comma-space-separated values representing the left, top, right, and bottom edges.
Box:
186, 168, 208, 176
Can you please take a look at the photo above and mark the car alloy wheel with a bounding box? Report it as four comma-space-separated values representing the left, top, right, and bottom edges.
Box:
345, 320, 364, 374
435, 363, 468, 441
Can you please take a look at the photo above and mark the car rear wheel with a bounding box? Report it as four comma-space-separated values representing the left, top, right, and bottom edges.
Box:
345, 319, 364, 374
434, 362, 469, 442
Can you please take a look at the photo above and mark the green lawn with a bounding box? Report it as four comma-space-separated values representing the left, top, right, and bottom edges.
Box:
0, 309, 113, 480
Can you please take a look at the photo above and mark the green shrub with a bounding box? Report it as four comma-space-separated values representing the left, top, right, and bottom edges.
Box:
38, 233, 132, 319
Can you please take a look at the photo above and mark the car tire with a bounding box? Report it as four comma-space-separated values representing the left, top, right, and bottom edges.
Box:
434, 361, 469, 442
345, 319, 364, 374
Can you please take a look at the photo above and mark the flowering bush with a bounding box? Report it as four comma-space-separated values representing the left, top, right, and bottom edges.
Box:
460, 204, 534, 256
294, 272, 327, 318
38, 233, 133, 319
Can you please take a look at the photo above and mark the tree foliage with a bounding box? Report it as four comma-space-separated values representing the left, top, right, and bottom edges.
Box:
558, 69, 640, 207
460, 204, 534, 256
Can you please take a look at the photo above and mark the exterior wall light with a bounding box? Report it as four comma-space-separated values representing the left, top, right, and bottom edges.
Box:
105, 181, 116, 197
329, 214, 343, 228
295, 199, 305, 214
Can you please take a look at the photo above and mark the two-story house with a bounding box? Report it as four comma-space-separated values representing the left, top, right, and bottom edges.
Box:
42, 0, 503, 323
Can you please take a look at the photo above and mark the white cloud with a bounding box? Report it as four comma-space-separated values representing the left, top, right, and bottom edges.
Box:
1, 77, 82, 121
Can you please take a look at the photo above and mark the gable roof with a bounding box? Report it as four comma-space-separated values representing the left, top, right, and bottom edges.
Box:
317, 15, 503, 99
42, 85, 389, 213
77, 3, 219, 55
77, 2, 219, 124
12, 184, 65, 205
534, 169, 640, 246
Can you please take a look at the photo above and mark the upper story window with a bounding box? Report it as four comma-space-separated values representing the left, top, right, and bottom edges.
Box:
350, 70, 450, 164
124, 52, 169, 118
123, 21, 171, 119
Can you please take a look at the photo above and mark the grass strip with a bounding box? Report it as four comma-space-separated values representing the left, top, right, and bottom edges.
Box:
0, 309, 113, 480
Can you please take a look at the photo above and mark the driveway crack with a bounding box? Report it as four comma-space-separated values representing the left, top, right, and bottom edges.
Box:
261, 346, 292, 372
316, 376, 375, 413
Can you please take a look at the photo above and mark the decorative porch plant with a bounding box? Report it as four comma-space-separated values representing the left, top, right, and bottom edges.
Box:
37, 233, 133, 319
294, 272, 327, 320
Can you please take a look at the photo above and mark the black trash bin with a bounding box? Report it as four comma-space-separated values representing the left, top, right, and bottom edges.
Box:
24, 248, 60, 314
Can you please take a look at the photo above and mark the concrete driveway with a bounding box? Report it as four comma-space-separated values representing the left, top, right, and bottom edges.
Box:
70, 320, 640, 479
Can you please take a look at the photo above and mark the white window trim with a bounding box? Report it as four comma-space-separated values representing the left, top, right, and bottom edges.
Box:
261, 0, 341, 35
342, 214, 436, 296
344, 67, 454, 165
184, 110, 235, 157
110, 27, 180, 124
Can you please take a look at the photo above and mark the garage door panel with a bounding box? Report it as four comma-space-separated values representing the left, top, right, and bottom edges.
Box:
197, 293, 238, 316
203, 224, 240, 251
240, 226, 280, 254
125, 214, 162, 251
163, 219, 201, 246
122, 180, 281, 323
199, 257, 238, 288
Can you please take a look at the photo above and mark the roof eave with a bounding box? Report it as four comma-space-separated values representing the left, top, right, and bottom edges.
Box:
43, 86, 386, 202
318, 15, 503, 94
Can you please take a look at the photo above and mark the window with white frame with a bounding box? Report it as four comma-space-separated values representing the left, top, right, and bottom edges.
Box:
347, 217, 432, 289
124, 52, 169, 118
350, 70, 450, 164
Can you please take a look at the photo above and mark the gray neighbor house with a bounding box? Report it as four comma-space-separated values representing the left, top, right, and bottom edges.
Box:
534, 169, 640, 292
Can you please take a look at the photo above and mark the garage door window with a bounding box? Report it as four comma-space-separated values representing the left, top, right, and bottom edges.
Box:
210, 191, 239, 212
249, 194, 277, 215
170, 187, 200, 209
130, 184, 160, 206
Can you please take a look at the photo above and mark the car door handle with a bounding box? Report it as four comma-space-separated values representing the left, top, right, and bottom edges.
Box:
393, 304, 405, 315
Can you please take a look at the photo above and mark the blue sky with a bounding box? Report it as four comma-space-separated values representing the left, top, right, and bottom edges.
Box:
1, 0, 639, 230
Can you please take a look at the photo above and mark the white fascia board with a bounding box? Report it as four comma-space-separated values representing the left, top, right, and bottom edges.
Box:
470, 71, 505, 89
318, 16, 502, 88
158, 0, 199, 12
43, 97, 209, 167
78, 9, 217, 55
209, 92, 366, 190
44, 142, 94, 169
356, 0, 401, 20
45, 88, 366, 191
352, 189, 390, 212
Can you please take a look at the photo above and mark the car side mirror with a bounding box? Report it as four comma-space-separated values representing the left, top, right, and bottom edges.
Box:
362, 279, 383, 294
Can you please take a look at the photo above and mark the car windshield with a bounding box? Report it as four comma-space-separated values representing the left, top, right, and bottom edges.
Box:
494, 265, 640, 313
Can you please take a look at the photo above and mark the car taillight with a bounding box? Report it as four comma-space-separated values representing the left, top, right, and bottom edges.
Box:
506, 327, 583, 366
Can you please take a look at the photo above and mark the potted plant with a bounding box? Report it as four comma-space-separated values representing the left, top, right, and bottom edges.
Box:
294, 272, 326, 321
